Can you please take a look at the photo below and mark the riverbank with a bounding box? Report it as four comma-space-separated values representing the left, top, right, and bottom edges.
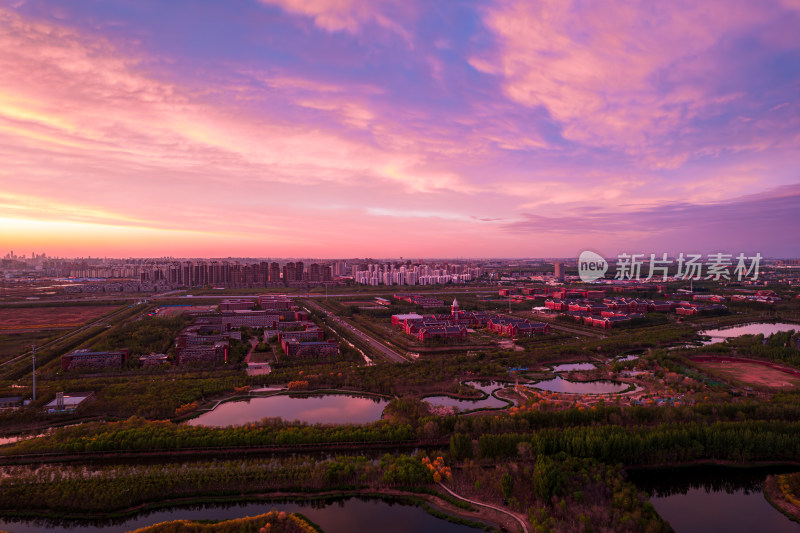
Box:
0, 488, 508, 532
764, 474, 800, 524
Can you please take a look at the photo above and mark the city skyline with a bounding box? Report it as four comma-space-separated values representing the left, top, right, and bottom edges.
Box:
1, 1, 799, 257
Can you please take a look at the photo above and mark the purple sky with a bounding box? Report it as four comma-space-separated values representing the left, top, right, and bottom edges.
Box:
0, 0, 798, 258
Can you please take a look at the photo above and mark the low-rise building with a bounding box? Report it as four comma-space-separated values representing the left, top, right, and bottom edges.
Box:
281, 339, 339, 359
278, 326, 325, 343
45, 391, 94, 413
61, 349, 129, 371
219, 298, 256, 311
0, 396, 23, 409
258, 295, 293, 310
176, 341, 228, 366
418, 325, 468, 342
221, 310, 281, 330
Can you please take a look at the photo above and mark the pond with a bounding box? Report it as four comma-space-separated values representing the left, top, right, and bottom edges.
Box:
424, 381, 511, 411
550, 362, 597, 372
616, 354, 640, 361
699, 322, 798, 345
424, 394, 508, 411
0, 496, 488, 533
187, 393, 390, 426
628, 465, 799, 533
529, 376, 630, 394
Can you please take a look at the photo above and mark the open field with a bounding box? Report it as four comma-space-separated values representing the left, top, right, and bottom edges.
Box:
0, 305, 120, 332
694, 360, 800, 388
0, 330, 57, 363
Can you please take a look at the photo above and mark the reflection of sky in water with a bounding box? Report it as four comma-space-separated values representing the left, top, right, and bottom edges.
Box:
530, 376, 627, 394
650, 486, 798, 533
425, 381, 511, 410
188, 395, 388, 426
0, 497, 484, 533
425, 395, 507, 410
701, 323, 798, 343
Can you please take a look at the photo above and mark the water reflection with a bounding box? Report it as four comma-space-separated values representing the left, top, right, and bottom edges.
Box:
628, 465, 800, 533
700, 322, 798, 345
424, 394, 508, 410
0, 496, 486, 533
188, 393, 389, 427
425, 381, 511, 411
529, 376, 629, 394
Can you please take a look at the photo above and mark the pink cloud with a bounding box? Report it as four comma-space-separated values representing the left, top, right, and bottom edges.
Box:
259, 0, 415, 40
475, 0, 797, 158
0, 3, 796, 258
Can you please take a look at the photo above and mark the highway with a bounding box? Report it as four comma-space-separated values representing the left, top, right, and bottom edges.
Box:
303, 299, 408, 363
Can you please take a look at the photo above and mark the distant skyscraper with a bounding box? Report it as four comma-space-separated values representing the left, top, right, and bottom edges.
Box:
554, 262, 565, 281
282, 262, 296, 284
269, 262, 280, 282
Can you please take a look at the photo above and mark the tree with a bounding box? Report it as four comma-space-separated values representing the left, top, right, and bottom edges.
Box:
501, 472, 514, 499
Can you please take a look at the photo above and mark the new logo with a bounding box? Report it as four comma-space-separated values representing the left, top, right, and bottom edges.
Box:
578, 251, 608, 282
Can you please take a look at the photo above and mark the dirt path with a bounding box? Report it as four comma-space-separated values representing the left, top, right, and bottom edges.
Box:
438, 482, 529, 533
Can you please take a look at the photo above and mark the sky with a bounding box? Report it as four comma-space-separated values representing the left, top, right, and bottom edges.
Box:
0, 0, 798, 259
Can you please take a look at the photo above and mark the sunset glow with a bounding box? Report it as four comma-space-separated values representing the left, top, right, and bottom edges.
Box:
1, 0, 798, 257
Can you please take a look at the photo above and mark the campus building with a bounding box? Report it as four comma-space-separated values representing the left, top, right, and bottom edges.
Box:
281, 339, 339, 359
219, 298, 255, 311
258, 294, 293, 310
176, 342, 228, 366
61, 349, 129, 371
221, 310, 281, 330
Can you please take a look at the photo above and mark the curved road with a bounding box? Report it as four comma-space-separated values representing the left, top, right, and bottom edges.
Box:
438, 482, 529, 533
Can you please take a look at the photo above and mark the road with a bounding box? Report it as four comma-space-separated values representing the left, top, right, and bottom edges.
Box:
304, 299, 408, 363
0, 287, 503, 306
437, 482, 529, 533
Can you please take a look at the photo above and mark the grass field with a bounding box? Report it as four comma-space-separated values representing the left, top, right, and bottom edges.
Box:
0, 305, 120, 331
694, 361, 800, 388
0, 330, 58, 362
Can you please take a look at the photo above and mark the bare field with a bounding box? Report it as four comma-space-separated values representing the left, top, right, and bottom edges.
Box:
695, 361, 800, 388
0, 305, 120, 331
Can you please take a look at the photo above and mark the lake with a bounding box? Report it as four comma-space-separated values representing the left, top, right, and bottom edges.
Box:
187, 393, 390, 426
530, 376, 630, 394
425, 381, 511, 411
700, 322, 798, 345
628, 465, 800, 533
0, 496, 488, 533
